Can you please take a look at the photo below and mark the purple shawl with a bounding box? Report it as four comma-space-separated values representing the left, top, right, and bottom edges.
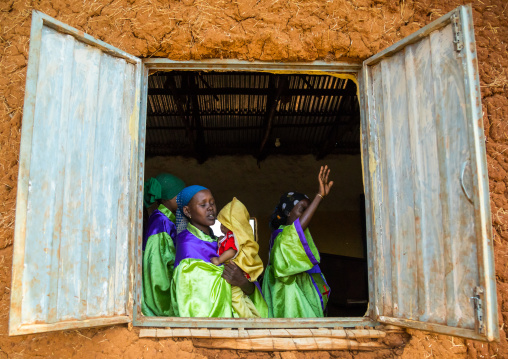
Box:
174, 227, 265, 298
143, 209, 177, 251
268, 218, 322, 274
174, 229, 218, 268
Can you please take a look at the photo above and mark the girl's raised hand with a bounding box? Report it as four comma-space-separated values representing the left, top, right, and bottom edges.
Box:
318, 165, 334, 197
297, 165, 333, 231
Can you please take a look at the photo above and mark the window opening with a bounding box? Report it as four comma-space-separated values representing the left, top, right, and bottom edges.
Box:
141, 70, 367, 321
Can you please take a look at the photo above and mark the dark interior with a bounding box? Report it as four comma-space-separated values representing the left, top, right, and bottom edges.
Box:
144, 71, 368, 317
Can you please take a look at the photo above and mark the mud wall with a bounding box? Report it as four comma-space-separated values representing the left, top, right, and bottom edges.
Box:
0, 0, 507, 358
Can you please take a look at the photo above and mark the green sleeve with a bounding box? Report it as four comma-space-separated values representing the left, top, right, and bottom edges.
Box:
270, 221, 320, 279
249, 284, 268, 318
171, 259, 234, 317
142, 232, 176, 316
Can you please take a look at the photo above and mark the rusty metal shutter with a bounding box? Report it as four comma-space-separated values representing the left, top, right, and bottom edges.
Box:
360, 5, 498, 341
9, 11, 143, 335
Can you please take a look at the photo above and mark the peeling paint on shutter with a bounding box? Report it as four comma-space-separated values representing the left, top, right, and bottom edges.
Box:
9, 11, 142, 335
360, 5, 498, 342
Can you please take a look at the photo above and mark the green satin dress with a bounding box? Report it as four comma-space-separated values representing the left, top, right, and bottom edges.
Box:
142, 204, 177, 316
171, 224, 268, 318
262, 218, 330, 318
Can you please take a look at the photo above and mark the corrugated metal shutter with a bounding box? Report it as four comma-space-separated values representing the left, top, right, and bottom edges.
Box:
360, 5, 498, 341
9, 11, 142, 335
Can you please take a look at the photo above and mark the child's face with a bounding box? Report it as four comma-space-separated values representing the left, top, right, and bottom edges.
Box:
220, 224, 229, 235
286, 199, 310, 225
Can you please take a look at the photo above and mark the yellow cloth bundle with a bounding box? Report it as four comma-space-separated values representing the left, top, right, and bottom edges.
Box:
231, 286, 261, 318
217, 197, 264, 281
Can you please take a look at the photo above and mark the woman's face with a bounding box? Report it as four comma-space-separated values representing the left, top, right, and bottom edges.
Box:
286, 199, 310, 225
183, 189, 217, 233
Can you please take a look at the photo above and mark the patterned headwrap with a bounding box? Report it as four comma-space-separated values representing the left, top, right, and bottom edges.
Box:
269, 191, 309, 232
176, 185, 208, 234
143, 173, 185, 208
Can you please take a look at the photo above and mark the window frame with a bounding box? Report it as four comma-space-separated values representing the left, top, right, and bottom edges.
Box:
132, 60, 376, 329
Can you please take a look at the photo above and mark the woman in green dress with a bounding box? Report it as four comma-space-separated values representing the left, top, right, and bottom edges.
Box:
171, 185, 267, 317
141, 173, 186, 316
262, 166, 334, 318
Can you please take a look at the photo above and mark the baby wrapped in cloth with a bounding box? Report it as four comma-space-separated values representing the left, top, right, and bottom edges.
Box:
216, 198, 264, 318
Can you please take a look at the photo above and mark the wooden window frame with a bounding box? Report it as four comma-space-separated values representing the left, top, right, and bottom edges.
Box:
132, 60, 376, 329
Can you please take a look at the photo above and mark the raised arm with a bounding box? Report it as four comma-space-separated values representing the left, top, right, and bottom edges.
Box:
299, 165, 334, 231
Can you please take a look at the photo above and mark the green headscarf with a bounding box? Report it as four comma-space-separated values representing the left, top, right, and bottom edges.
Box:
143, 173, 186, 209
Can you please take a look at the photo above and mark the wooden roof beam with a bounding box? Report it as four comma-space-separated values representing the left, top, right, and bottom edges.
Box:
147, 111, 358, 118
147, 120, 359, 131
148, 87, 357, 97
316, 80, 359, 160
186, 74, 208, 164
257, 75, 288, 163
163, 76, 195, 149
197, 73, 220, 102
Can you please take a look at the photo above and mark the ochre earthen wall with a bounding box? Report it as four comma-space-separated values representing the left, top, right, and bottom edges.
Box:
0, 0, 507, 357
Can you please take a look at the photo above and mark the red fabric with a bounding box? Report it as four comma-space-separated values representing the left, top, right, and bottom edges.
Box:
217, 231, 249, 279
217, 231, 238, 255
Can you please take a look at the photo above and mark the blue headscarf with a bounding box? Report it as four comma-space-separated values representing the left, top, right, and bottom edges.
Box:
176, 185, 208, 234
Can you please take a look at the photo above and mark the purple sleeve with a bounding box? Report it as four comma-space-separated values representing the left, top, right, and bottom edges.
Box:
293, 218, 318, 265
168, 220, 177, 245
143, 211, 177, 251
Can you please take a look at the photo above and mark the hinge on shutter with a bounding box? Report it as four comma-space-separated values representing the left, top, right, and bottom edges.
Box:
472, 286, 486, 335
451, 12, 464, 52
